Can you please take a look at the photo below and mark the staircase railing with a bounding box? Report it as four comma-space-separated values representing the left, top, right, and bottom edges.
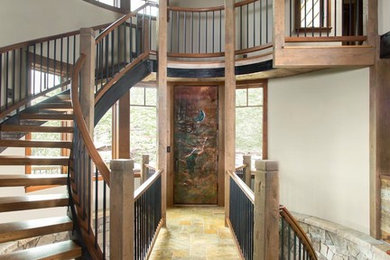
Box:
0, 24, 109, 121
227, 160, 318, 260
134, 169, 163, 259
280, 206, 318, 260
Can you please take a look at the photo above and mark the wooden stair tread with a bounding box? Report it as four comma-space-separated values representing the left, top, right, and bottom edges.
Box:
0, 240, 81, 260
0, 156, 69, 165
0, 216, 73, 243
36, 102, 72, 109
0, 194, 68, 212
1, 125, 73, 133
0, 174, 67, 187
0, 140, 72, 149
19, 113, 73, 121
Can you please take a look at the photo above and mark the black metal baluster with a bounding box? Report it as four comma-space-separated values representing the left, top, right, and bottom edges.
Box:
349, 0, 352, 36
60, 38, 63, 83
312, 0, 315, 37
5, 52, 9, 108
334, 0, 337, 36
212, 11, 215, 53
260, 0, 263, 44
103, 182, 107, 258
304, 0, 307, 36
253, 2, 256, 47
206, 11, 208, 53
66, 37, 70, 79
247, 3, 249, 49
290, 0, 293, 37
19, 48, 22, 103
220, 10, 222, 52
73, 35, 76, 69
240, 6, 243, 50
177, 11, 180, 53
95, 168, 99, 248
105, 36, 109, 84
11, 50, 15, 105
46, 41, 49, 90
184, 11, 187, 53
198, 12, 201, 53
191, 11, 194, 53
266, 0, 269, 42
111, 31, 114, 77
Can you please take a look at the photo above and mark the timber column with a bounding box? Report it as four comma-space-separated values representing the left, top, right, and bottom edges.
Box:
79, 28, 96, 133
224, 0, 236, 224
157, 0, 168, 226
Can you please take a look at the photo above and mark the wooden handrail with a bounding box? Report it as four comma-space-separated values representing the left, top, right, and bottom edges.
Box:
0, 23, 110, 54
145, 164, 156, 171
95, 51, 150, 104
235, 43, 273, 55
280, 206, 318, 260
285, 36, 368, 43
167, 5, 224, 12
134, 169, 162, 200
71, 54, 111, 186
95, 2, 156, 44
235, 164, 247, 171
228, 170, 254, 203
234, 0, 259, 8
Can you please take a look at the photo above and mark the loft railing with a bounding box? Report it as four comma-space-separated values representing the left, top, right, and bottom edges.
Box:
280, 206, 318, 260
235, 0, 273, 57
167, 0, 273, 59
168, 5, 225, 58
285, 0, 367, 45
134, 169, 163, 259
228, 160, 318, 260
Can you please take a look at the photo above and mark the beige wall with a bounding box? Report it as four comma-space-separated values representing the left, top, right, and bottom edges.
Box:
0, 0, 121, 47
268, 68, 370, 233
379, 0, 390, 35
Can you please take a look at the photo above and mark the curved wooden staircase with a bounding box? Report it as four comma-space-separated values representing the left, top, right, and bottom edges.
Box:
0, 93, 82, 259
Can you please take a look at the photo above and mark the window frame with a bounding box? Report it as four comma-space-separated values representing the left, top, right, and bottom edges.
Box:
294, 0, 332, 33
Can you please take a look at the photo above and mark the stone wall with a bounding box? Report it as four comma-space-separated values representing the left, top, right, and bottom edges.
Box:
293, 213, 390, 260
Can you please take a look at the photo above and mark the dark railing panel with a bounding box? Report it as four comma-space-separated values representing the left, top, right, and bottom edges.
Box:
134, 173, 162, 260
229, 174, 254, 260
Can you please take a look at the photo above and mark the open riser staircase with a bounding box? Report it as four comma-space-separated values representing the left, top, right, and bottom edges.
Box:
0, 1, 321, 259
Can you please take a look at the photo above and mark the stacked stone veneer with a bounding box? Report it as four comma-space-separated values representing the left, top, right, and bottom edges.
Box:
293, 212, 390, 260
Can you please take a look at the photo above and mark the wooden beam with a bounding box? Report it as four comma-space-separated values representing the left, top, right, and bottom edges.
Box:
274, 46, 375, 68
224, 0, 236, 224
118, 92, 130, 159
157, 0, 168, 226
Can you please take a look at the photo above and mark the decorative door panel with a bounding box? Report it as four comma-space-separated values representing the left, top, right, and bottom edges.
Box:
174, 86, 218, 204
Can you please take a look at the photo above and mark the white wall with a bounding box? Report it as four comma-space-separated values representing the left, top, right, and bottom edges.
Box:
379, 0, 390, 35
268, 68, 370, 233
0, 0, 121, 47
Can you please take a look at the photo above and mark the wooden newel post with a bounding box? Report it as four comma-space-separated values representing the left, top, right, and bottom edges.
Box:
110, 159, 134, 259
253, 160, 279, 260
243, 155, 252, 187
141, 154, 149, 184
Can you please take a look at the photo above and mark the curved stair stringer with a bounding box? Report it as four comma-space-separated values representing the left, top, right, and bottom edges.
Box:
66, 55, 153, 259
94, 59, 153, 125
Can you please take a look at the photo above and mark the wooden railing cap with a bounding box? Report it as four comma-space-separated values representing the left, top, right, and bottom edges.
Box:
255, 160, 278, 171
110, 159, 134, 171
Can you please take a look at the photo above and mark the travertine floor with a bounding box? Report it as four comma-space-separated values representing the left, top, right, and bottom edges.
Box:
149, 207, 241, 260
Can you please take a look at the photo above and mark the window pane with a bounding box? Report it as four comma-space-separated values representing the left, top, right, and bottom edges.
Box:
94, 109, 113, 162
300, 0, 324, 28
248, 88, 263, 106
235, 106, 263, 166
145, 88, 157, 106
236, 89, 247, 107
130, 87, 145, 105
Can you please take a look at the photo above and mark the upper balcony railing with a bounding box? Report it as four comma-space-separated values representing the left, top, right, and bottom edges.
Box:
167, 0, 274, 59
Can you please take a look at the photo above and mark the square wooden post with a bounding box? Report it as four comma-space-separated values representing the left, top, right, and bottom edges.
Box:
141, 154, 149, 184
253, 160, 279, 260
243, 155, 252, 187
224, 0, 236, 226
157, 0, 168, 227
110, 159, 134, 259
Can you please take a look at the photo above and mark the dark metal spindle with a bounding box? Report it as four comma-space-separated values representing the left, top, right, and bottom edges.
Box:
199, 12, 201, 53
